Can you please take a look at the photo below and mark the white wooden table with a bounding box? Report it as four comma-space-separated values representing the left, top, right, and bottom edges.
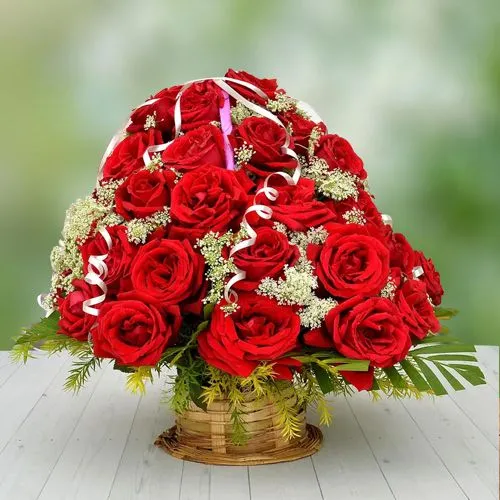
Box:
0, 347, 497, 500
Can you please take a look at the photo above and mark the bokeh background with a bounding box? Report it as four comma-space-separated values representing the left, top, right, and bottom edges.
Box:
0, 0, 498, 349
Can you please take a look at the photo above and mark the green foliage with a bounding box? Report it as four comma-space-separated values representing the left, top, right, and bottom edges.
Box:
125, 367, 154, 395
11, 311, 61, 362
405, 335, 486, 396
64, 356, 102, 393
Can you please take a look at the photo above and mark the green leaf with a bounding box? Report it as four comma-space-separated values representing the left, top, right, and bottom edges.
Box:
434, 363, 465, 391
434, 307, 459, 320
411, 344, 476, 356
112, 361, 135, 373
311, 363, 335, 394
203, 303, 215, 320
189, 378, 208, 411
194, 320, 209, 335
418, 334, 462, 344
413, 357, 448, 396
450, 364, 486, 386
399, 360, 431, 392
426, 354, 478, 362
333, 360, 370, 372
383, 367, 407, 389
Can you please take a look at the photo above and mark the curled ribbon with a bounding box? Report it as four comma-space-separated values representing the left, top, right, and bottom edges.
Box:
82, 228, 112, 316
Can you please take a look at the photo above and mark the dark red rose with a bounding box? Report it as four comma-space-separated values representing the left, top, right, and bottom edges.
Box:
251, 177, 335, 231
231, 227, 300, 291
325, 189, 383, 228
307, 223, 390, 298
197, 294, 301, 380
114, 169, 177, 220
230, 117, 296, 178
327, 296, 412, 368
396, 279, 440, 339
161, 124, 226, 172
127, 85, 182, 136
224, 69, 279, 105
315, 134, 367, 179
382, 227, 416, 275
57, 279, 98, 341
341, 368, 376, 391
303, 325, 334, 349
169, 164, 253, 242
101, 130, 163, 180
128, 238, 205, 315
414, 251, 444, 305
80, 225, 137, 295
92, 297, 181, 366
176, 81, 224, 132
282, 111, 327, 151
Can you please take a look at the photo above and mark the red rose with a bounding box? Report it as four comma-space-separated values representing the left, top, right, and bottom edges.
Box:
230, 117, 296, 178
307, 223, 390, 298
92, 297, 181, 366
161, 124, 226, 172
128, 238, 205, 315
325, 189, 383, 228
231, 227, 300, 291
414, 251, 444, 305
198, 294, 301, 380
101, 130, 162, 180
327, 296, 412, 368
80, 225, 137, 295
57, 279, 98, 341
177, 81, 224, 132
169, 164, 253, 242
224, 69, 279, 105
282, 111, 327, 151
127, 85, 182, 136
251, 177, 336, 232
114, 169, 177, 220
397, 279, 440, 339
382, 227, 416, 275
315, 134, 367, 179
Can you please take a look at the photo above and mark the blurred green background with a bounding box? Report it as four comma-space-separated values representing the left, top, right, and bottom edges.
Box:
0, 1, 499, 349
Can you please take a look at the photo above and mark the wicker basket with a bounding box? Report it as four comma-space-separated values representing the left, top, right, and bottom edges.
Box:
155, 384, 323, 466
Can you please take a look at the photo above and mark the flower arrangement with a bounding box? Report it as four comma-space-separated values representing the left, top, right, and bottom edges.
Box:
13, 70, 485, 461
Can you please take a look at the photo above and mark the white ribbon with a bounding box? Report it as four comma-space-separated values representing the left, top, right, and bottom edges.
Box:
412, 266, 424, 279
382, 214, 393, 227
82, 228, 112, 316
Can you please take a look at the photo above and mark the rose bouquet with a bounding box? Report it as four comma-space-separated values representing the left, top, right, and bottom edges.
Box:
13, 70, 485, 464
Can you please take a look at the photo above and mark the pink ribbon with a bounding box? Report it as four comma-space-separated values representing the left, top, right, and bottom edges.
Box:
219, 91, 235, 171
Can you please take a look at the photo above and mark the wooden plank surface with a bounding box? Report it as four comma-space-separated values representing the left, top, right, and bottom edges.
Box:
0, 347, 497, 500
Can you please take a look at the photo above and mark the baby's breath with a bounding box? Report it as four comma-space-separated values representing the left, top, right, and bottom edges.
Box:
95, 179, 124, 208
380, 276, 397, 300
197, 231, 238, 305
144, 111, 156, 130
308, 126, 324, 156
144, 152, 163, 172
257, 260, 318, 307
299, 297, 338, 329
231, 102, 255, 125
126, 208, 171, 244
342, 208, 366, 225
266, 93, 297, 113
62, 197, 108, 244
234, 142, 254, 168
303, 157, 358, 201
